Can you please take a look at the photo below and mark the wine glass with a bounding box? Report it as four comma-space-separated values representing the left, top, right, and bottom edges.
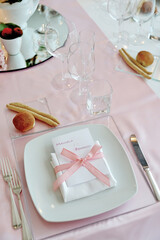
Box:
78, 29, 95, 51
132, 0, 156, 45
107, 0, 137, 48
45, 16, 78, 90
93, 0, 108, 13
68, 41, 95, 103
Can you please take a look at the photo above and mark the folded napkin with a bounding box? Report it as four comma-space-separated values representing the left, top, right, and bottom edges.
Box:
51, 128, 117, 202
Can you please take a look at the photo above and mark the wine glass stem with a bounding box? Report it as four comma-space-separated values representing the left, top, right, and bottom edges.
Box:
138, 22, 142, 36
61, 56, 71, 82
61, 55, 76, 89
150, 16, 154, 36
60, 57, 66, 82
118, 18, 123, 39
79, 77, 86, 95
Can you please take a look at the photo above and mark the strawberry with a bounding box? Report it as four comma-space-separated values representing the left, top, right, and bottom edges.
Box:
1, 28, 13, 39
13, 27, 23, 37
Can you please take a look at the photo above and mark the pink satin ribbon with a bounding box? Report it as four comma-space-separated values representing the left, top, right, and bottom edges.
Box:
53, 143, 110, 191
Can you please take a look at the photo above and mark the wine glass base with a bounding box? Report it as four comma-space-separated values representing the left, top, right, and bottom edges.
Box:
112, 31, 129, 49
69, 86, 87, 105
51, 73, 77, 90
129, 34, 149, 46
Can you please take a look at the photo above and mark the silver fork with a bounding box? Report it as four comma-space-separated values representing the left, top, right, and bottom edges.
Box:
0, 157, 22, 229
11, 169, 33, 240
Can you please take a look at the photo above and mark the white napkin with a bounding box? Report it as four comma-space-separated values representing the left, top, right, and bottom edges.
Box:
51, 128, 116, 202
51, 148, 116, 202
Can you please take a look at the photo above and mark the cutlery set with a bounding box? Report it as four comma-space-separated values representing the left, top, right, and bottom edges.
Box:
0, 157, 33, 240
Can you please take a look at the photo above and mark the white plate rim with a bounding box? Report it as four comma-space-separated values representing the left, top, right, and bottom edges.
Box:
24, 123, 138, 222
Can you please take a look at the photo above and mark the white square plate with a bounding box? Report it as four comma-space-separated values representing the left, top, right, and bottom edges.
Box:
24, 123, 137, 222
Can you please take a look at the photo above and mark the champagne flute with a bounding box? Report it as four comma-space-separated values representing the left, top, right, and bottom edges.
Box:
131, 0, 156, 45
78, 29, 95, 51
68, 41, 95, 103
45, 16, 78, 90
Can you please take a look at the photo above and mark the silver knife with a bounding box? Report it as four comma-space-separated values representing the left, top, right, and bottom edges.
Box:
149, 35, 160, 41
130, 134, 160, 201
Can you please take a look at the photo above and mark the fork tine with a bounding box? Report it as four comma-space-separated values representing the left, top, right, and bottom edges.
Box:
13, 170, 18, 187
6, 157, 12, 176
1, 156, 22, 229
4, 157, 8, 175
11, 170, 16, 188
1, 157, 10, 176
16, 171, 21, 188
14, 170, 21, 188
0, 158, 4, 175
5, 157, 9, 174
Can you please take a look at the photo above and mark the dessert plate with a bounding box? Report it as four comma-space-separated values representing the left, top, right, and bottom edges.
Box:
5, 98, 52, 139
24, 123, 137, 222
116, 49, 160, 82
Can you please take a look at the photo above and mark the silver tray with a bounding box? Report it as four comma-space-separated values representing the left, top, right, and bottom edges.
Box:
0, 4, 68, 72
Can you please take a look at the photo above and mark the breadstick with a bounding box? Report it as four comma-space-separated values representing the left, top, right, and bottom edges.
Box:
8, 102, 60, 124
119, 49, 151, 79
121, 48, 152, 75
6, 104, 59, 127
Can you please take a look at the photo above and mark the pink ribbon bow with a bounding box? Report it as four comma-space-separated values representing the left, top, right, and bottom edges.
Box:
53, 143, 110, 191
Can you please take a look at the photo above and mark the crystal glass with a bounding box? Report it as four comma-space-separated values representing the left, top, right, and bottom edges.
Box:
45, 16, 78, 90
33, 27, 51, 59
68, 41, 95, 103
87, 77, 113, 115
78, 29, 95, 50
150, 11, 160, 41
107, 0, 137, 48
132, 0, 156, 45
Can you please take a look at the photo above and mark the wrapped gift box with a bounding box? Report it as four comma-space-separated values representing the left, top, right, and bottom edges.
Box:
51, 128, 116, 202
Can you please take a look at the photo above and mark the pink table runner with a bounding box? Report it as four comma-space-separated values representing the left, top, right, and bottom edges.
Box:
0, 0, 160, 239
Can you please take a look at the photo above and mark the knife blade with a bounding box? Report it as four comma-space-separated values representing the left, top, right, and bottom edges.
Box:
149, 35, 160, 41
130, 134, 160, 201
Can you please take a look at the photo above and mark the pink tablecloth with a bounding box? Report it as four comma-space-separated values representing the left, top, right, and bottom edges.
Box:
0, 0, 160, 239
